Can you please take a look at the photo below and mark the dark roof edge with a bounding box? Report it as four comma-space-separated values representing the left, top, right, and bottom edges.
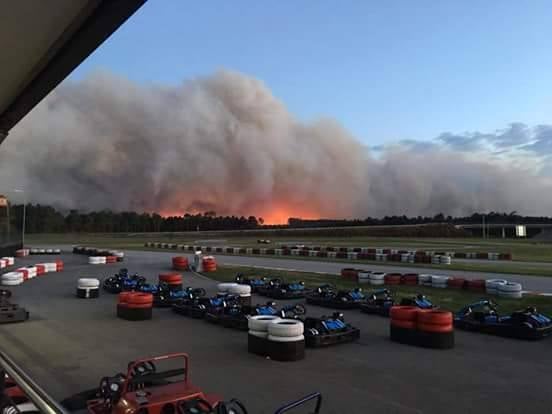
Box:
0, 0, 146, 137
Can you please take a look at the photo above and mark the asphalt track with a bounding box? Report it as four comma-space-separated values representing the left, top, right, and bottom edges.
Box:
1, 251, 552, 413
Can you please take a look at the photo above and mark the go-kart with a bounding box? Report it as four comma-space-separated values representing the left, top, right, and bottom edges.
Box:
235, 273, 269, 293
305, 285, 365, 309
258, 279, 307, 299
102, 269, 146, 294
138, 284, 207, 308
219, 302, 307, 331
399, 294, 434, 309
302, 312, 360, 347
359, 288, 395, 316
59, 353, 323, 414
172, 293, 238, 319
454, 300, 552, 340
0, 289, 29, 324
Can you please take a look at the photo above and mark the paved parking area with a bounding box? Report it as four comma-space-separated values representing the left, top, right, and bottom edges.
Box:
0, 251, 551, 413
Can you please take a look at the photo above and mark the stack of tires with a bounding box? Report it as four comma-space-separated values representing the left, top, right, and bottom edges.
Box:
431, 275, 449, 288
248, 315, 280, 356
1, 257, 15, 267
369, 272, 385, 286
76, 278, 100, 298
105, 256, 117, 264
485, 279, 507, 295
266, 319, 305, 361
217, 282, 238, 296
384, 273, 401, 285
117, 292, 153, 321
447, 277, 466, 289
172, 256, 189, 271
418, 274, 432, 287
55, 259, 64, 272
228, 283, 252, 306
34, 264, 46, 276
358, 271, 371, 284
440, 256, 452, 265
1, 272, 24, 286
202, 256, 217, 272
466, 279, 486, 292
17, 266, 37, 279
390, 306, 454, 349
431, 255, 441, 264
401, 274, 418, 286
88, 256, 106, 265
15, 249, 29, 257
111, 251, 125, 262
159, 273, 183, 292
498, 282, 522, 299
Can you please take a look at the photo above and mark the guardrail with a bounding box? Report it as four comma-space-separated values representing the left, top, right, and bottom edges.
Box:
0, 350, 69, 414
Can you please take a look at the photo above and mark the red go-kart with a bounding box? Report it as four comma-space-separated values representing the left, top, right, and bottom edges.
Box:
60, 353, 322, 414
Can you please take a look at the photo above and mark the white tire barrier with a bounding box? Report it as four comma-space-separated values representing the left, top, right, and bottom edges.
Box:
217, 282, 239, 294
88, 256, 106, 265
23, 266, 37, 279
78, 278, 100, 288
248, 315, 281, 332
327, 252, 337, 258
369, 272, 385, 286
1, 257, 15, 266
267, 334, 305, 342
440, 256, 452, 265
44, 263, 58, 273
248, 329, 268, 339
228, 284, 251, 296
1, 272, 24, 285
268, 319, 304, 338
347, 252, 358, 260
431, 255, 441, 264
358, 271, 371, 284
418, 274, 432, 286
498, 282, 523, 299
485, 279, 507, 295
0, 260, 6, 269
431, 275, 449, 288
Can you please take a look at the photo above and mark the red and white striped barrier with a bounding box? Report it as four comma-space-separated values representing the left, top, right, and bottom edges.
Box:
2, 259, 64, 286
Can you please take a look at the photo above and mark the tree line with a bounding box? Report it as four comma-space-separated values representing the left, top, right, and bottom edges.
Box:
3, 204, 552, 233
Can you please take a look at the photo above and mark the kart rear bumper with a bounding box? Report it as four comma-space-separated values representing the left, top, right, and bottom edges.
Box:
454, 319, 552, 340
359, 303, 391, 316
306, 327, 360, 347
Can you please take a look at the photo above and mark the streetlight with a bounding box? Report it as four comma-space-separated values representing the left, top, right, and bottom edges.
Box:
12, 189, 25, 247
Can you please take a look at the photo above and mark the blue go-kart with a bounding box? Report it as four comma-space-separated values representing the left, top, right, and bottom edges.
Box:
305, 284, 365, 309
359, 288, 395, 316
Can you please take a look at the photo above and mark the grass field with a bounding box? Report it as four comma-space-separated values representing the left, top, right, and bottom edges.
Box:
205, 265, 552, 315
28, 232, 552, 276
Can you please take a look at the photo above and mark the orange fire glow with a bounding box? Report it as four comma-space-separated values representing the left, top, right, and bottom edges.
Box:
259, 204, 321, 225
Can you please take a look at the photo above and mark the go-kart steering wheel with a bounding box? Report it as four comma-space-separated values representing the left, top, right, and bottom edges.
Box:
215, 399, 248, 414
129, 361, 156, 377
99, 374, 126, 405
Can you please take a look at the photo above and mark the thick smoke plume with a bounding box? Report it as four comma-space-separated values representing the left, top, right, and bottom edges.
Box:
1, 70, 551, 222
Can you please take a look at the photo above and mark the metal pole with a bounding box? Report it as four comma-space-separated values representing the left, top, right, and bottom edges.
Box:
22, 201, 26, 247
482, 215, 485, 239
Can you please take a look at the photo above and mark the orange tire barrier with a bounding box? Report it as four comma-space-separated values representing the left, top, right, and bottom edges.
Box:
106, 256, 117, 264
384, 273, 402, 285
118, 292, 132, 304
417, 310, 453, 326
389, 306, 419, 321
55, 260, 64, 272
126, 292, 153, 305
172, 256, 189, 270
447, 277, 466, 289
390, 319, 416, 329
202, 257, 217, 272
159, 272, 182, 283
417, 323, 453, 333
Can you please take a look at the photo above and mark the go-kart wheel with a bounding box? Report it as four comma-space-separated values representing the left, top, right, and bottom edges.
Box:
177, 398, 214, 414
99, 374, 125, 405
192, 288, 206, 297
215, 399, 248, 414
0, 289, 12, 299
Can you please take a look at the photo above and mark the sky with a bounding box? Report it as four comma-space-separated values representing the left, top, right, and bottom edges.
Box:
69, 0, 552, 148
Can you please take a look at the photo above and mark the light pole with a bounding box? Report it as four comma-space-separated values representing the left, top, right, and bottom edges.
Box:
13, 189, 25, 247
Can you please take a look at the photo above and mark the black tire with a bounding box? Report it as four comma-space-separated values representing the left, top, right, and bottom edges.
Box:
117, 304, 152, 321
267, 338, 305, 361
76, 287, 100, 299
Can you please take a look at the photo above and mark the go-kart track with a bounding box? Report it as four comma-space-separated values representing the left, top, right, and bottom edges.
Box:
1, 250, 552, 414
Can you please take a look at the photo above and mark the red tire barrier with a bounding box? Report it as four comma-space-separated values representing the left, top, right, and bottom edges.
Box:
466, 279, 486, 291
341, 268, 359, 281
106, 256, 117, 264
55, 260, 64, 272
16, 268, 29, 280
447, 277, 466, 289
391, 319, 416, 329
384, 273, 402, 285
401, 273, 418, 285
118, 292, 132, 304
35, 264, 46, 276
417, 310, 453, 333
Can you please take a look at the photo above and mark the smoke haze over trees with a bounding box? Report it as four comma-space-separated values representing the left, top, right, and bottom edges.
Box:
1, 70, 552, 219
